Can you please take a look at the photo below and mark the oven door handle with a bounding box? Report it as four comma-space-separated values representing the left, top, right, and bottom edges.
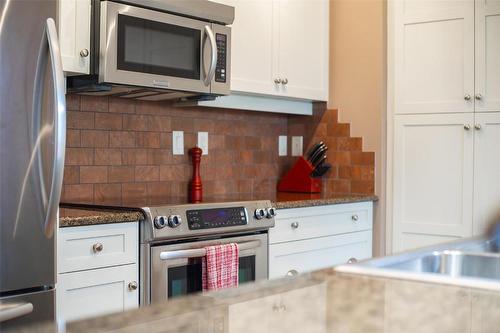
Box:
159, 240, 261, 261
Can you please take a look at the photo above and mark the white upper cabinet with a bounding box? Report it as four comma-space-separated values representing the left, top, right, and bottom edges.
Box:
393, 113, 474, 252
394, 0, 474, 114
475, 0, 500, 112
212, 0, 329, 101
58, 0, 91, 75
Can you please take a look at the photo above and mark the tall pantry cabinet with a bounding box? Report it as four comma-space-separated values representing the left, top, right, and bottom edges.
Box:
389, 0, 500, 252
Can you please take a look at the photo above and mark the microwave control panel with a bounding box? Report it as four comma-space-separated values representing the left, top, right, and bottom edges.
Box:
215, 33, 227, 83
186, 207, 247, 230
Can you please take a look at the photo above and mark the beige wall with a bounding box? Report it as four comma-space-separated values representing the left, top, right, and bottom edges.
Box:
329, 0, 387, 256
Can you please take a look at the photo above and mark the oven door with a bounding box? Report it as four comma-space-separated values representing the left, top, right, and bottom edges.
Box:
149, 233, 268, 304
99, 1, 226, 94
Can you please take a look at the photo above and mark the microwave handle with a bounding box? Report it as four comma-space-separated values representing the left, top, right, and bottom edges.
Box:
203, 25, 218, 86
159, 240, 260, 261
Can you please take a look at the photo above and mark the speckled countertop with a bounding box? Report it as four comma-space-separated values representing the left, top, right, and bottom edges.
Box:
13, 269, 500, 333
59, 206, 144, 227
59, 193, 377, 227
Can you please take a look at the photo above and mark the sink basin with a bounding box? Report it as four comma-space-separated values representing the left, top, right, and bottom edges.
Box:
335, 237, 500, 291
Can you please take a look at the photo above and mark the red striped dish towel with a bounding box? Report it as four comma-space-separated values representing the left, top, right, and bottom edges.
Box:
202, 243, 239, 291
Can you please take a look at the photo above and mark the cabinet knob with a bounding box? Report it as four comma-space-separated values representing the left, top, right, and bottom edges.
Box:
351, 214, 359, 222
291, 221, 299, 229
475, 124, 482, 130
286, 269, 299, 277
347, 257, 358, 264
475, 93, 483, 100
282, 78, 288, 85
79, 48, 89, 57
464, 124, 471, 131
274, 78, 282, 84
92, 242, 103, 253
128, 281, 138, 291
464, 94, 471, 101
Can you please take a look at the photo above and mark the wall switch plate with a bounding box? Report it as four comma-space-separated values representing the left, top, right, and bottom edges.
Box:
291, 136, 303, 156
279, 136, 287, 156
198, 132, 208, 155
173, 131, 184, 155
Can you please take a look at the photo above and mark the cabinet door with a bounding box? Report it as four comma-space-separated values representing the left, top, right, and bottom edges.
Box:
276, 0, 329, 101
475, 0, 500, 112
58, 0, 91, 75
269, 231, 372, 279
57, 264, 138, 322
393, 0, 474, 114
473, 113, 500, 235
392, 114, 474, 252
212, 0, 278, 96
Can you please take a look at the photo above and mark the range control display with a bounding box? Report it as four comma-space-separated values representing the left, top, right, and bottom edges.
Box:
215, 33, 227, 83
186, 207, 247, 230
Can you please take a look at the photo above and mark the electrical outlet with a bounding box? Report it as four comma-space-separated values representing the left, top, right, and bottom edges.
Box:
278, 136, 287, 156
172, 131, 184, 155
198, 132, 208, 155
291, 136, 303, 156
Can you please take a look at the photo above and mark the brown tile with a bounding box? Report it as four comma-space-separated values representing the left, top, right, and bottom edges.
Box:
160, 165, 189, 181
149, 116, 172, 132
327, 123, 350, 137
337, 137, 362, 151
351, 151, 375, 165
330, 151, 351, 166
122, 149, 148, 165
351, 180, 375, 194
66, 129, 80, 147
146, 182, 171, 205
172, 117, 194, 132
95, 113, 122, 130
136, 132, 160, 148
350, 165, 374, 181
63, 184, 93, 204
122, 183, 147, 206
244, 136, 261, 150
239, 151, 253, 164
211, 135, 225, 150
135, 166, 159, 182
146, 149, 172, 165
193, 118, 214, 132
81, 95, 108, 112
94, 148, 122, 165
94, 184, 122, 205
67, 111, 94, 129
135, 100, 166, 115
109, 97, 135, 114
80, 166, 108, 183
329, 179, 350, 194
110, 131, 135, 148
108, 166, 134, 183
160, 132, 172, 149
63, 166, 79, 184
65, 148, 94, 165
81, 130, 109, 148
66, 94, 80, 111
123, 115, 149, 131
338, 166, 351, 179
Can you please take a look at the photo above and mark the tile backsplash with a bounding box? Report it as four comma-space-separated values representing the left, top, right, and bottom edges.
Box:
61, 95, 374, 206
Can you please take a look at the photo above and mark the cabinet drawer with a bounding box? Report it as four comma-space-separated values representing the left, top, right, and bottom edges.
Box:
269, 230, 372, 279
58, 222, 138, 273
57, 264, 138, 322
270, 202, 373, 244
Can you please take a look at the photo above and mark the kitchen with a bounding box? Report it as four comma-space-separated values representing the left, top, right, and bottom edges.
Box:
0, 0, 499, 331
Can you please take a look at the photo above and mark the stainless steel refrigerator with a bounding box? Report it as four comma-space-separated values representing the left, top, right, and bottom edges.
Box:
0, 0, 66, 329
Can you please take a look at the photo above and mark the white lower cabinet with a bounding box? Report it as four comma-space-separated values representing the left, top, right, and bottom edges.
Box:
269, 202, 373, 279
57, 222, 139, 322
57, 264, 138, 322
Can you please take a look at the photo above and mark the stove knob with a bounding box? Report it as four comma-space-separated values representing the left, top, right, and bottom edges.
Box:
254, 208, 266, 220
168, 215, 182, 228
266, 207, 277, 218
154, 216, 167, 229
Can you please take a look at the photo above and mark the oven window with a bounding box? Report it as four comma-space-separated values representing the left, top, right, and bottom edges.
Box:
167, 255, 257, 299
117, 14, 201, 79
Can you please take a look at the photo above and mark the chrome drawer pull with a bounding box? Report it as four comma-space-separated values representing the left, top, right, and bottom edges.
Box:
351, 215, 359, 222
159, 240, 261, 260
347, 257, 358, 264
286, 269, 299, 277
92, 243, 103, 253
128, 281, 138, 291
291, 222, 299, 229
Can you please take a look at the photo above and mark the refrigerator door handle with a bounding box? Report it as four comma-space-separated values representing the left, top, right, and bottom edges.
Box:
39, 18, 66, 238
0, 302, 34, 323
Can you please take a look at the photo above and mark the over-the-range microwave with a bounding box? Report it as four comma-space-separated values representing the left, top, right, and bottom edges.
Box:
67, 0, 233, 101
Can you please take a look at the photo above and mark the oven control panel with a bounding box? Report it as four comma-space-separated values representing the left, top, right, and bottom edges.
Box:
215, 33, 227, 83
186, 207, 247, 230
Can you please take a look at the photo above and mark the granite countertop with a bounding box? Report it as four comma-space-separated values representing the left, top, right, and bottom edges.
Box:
15, 269, 500, 333
59, 193, 377, 227
59, 206, 144, 227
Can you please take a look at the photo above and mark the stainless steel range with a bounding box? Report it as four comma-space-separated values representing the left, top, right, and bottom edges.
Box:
140, 200, 276, 305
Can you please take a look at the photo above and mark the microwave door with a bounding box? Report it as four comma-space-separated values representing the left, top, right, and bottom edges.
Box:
206, 24, 231, 96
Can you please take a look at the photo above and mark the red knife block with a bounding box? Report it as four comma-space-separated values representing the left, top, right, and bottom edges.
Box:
277, 157, 322, 193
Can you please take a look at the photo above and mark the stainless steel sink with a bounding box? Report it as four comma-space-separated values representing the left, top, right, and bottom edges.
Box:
335, 237, 500, 291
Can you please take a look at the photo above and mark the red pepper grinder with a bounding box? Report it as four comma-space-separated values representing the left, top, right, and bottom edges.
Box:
189, 147, 203, 203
